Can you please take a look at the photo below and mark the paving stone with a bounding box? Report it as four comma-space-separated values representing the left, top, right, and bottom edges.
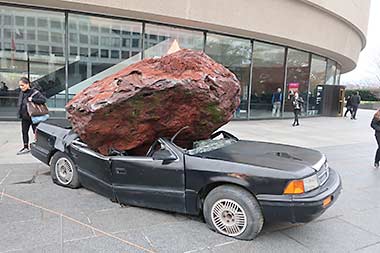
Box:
88, 206, 189, 234
139, 220, 231, 253
195, 232, 310, 253
281, 218, 380, 252
339, 207, 380, 237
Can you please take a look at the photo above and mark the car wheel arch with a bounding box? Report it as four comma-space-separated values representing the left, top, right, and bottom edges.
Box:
48, 149, 58, 165
198, 181, 259, 212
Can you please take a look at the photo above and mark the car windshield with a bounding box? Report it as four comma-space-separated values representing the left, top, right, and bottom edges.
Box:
186, 138, 237, 155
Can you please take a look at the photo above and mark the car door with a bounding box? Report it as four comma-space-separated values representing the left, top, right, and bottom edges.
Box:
69, 140, 115, 200
110, 139, 186, 213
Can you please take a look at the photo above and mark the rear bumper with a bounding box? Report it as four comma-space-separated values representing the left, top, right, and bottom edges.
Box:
257, 168, 342, 223
30, 143, 50, 165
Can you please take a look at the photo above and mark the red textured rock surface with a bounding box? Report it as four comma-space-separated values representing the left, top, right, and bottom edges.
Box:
66, 49, 240, 155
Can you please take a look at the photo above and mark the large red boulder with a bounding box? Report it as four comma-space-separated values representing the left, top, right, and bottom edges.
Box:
66, 49, 240, 155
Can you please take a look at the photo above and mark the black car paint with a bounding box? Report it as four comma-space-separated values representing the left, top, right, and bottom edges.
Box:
31, 120, 342, 222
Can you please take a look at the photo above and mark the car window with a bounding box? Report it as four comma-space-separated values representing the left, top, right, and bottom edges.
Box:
186, 138, 237, 155
147, 140, 167, 157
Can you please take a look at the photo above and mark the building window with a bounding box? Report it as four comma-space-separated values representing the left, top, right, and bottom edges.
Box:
90, 48, 99, 57
0, 5, 66, 117
52, 46, 64, 56
37, 18, 48, 28
100, 49, 109, 58
250, 41, 286, 119
326, 59, 337, 85
38, 30, 49, 42
90, 36, 99, 45
26, 30, 36, 40
38, 45, 50, 55
15, 16, 25, 26
308, 55, 327, 115
4, 15, 12, 25
80, 47, 88, 57
132, 38, 140, 48
26, 17, 35, 27
206, 33, 251, 119
284, 49, 310, 116
50, 20, 62, 30
69, 33, 78, 43
70, 46, 78, 56
144, 24, 203, 59
111, 50, 120, 59
122, 38, 130, 48
51, 32, 63, 43
79, 34, 88, 44
335, 66, 341, 85
27, 44, 36, 54
67, 13, 142, 97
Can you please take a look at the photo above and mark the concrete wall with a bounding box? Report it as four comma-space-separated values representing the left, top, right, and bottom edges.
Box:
5, 0, 371, 73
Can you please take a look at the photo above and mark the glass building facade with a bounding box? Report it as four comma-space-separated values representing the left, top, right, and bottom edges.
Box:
0, 4, 342, 120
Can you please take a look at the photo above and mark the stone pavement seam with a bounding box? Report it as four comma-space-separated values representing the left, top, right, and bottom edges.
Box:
141, 232, 156, 251
337, 216, 380, 239
0, 170, 12, 185
280, 231, 310, 249
354, 240, 380, 251
2, 192, 156, 253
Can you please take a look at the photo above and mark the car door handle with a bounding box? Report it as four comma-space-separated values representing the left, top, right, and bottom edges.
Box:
115, 168, 127, 174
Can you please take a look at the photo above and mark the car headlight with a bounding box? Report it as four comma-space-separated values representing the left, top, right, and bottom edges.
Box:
283, 174, 320, 194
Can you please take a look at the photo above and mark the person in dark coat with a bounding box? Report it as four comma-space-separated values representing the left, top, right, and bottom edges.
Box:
371, 109, 380, 168
350, 91, 361, 120
344, 95, 352, 117
291, 92, 304, 126
16, 77, 46, 155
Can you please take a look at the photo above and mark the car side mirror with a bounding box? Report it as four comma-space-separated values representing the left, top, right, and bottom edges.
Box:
152, 149, 177, 161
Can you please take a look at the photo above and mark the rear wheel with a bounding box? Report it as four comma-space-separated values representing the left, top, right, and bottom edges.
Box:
203, 185, 263, 240
50, 151, 80, 188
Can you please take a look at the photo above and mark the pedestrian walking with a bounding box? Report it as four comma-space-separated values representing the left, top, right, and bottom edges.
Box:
350, 91, 361, 120
16, 77, 47, 155
371, 109, 380, 168
344, 95, 353, 117
291, 92, 304, 126
271, 88, 282, 117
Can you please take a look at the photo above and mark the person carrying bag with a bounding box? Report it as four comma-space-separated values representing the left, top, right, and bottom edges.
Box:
16, 77, 48, 155
27, 90, 50, 124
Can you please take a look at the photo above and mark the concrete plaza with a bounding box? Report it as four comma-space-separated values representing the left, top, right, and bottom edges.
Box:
0, 109, 379, 253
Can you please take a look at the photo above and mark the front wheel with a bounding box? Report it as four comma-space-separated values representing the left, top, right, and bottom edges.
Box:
50, 151, 80, 188
203, 185, 263, 240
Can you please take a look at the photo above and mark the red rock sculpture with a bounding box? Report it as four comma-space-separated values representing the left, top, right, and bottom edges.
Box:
66, 49, 240, 155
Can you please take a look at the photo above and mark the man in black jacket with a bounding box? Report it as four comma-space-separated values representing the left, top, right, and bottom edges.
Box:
350, 91, 361, 120
16, 77, 46, 155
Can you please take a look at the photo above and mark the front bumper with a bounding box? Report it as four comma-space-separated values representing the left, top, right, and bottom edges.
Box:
257, 168, 342, 223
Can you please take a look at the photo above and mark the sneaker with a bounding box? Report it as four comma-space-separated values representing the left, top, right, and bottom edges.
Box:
374, 162, 379, 168
16, 147, 30, 155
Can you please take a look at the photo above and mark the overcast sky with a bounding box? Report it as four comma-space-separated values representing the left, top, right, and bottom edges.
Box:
341, 0, 380, 86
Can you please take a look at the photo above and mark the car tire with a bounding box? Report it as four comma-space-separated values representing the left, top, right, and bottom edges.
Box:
203, 185, 264, 240
50, 151, 80, 188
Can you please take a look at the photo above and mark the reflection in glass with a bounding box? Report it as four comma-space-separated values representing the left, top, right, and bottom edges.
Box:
308, 55, 326, 116
143, 24, 203, 58
0, 6, 65, 119
335, 67, 341, 85
205, 34, 251, 119
250, 42, 285, 118
67, 14, 142, 100
325, 59, 336, 85
284, 49, 310, 116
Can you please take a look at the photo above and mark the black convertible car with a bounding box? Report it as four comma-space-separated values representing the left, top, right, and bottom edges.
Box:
31, 120, 341, 240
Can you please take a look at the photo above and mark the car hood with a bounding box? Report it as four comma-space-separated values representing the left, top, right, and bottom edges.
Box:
195, 140, 325, 172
